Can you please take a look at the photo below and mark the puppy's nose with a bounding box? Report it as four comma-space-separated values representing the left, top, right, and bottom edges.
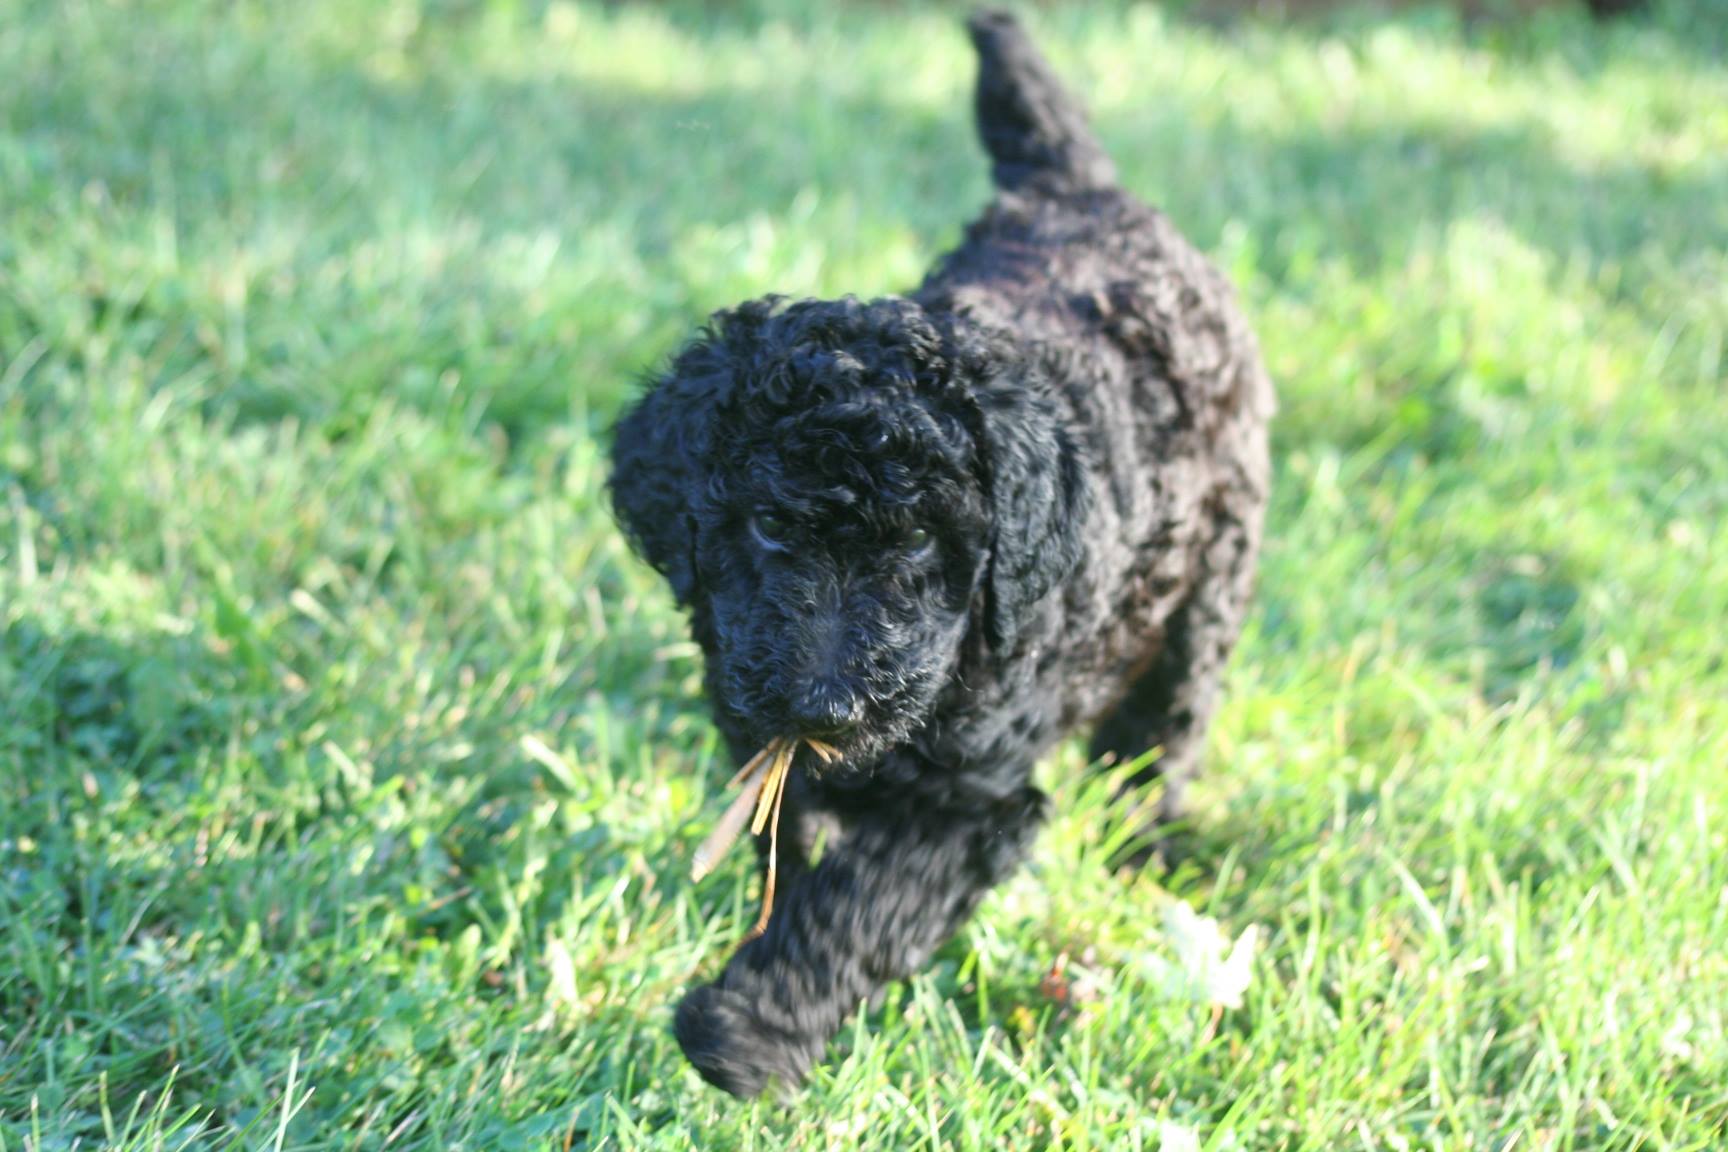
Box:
789, 685, 863, 738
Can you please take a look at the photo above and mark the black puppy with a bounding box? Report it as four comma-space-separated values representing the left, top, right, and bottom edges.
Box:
610, 10, 1272, 1097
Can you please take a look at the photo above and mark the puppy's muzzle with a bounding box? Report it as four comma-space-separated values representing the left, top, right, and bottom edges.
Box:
787, 679, 864, 740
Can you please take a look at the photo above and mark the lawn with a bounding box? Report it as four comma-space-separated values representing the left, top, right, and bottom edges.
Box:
2, 0, 1726, 1147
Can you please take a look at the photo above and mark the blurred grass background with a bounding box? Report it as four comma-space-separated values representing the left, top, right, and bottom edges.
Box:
1, 0, 1725, 1148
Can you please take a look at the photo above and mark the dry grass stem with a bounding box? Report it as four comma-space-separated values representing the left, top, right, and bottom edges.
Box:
690, 737, 836, 936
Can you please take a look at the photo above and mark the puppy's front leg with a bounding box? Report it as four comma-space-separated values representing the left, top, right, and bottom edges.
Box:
674, 779, 1046, 1098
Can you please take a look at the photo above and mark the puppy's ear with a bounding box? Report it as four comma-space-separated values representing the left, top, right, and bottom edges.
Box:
974, 374, 1090, 650
609, 377, 706, 605
609, 305, 764, 606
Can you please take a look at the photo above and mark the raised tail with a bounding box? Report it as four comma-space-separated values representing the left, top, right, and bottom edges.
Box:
967, 9, 1117, 193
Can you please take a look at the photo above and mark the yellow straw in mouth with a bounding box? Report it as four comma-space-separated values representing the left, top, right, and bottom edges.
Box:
691, 736, 840, 937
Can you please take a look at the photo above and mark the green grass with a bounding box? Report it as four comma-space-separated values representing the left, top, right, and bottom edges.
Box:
2, 0, 1726, 1147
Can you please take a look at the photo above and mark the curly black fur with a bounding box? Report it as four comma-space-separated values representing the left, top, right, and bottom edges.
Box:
610, 9, 1273, 1098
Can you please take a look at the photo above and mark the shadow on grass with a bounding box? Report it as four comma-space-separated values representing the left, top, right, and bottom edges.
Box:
0, 616, 249, 782
5, 1, 1721, 439
624, 0, 1728, 76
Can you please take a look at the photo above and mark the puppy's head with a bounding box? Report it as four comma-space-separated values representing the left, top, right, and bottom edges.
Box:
610, 296, 1087, 765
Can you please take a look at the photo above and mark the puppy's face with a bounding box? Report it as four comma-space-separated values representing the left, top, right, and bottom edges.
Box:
695, 392, 988, 764
611, 296, 1087, 773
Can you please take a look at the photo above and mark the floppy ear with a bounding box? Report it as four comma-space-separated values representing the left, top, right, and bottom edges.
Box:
608, 317, 749, 607
974, 375, 1090, 651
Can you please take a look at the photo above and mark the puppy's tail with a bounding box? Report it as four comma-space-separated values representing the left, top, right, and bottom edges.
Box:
967, 9, 1117, 193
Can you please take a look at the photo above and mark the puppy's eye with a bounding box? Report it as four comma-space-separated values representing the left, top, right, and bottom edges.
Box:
752, 514, 790, 551
906, 527, 934, 556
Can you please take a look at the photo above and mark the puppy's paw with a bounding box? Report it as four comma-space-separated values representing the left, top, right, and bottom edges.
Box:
673, 983, 808, 1099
